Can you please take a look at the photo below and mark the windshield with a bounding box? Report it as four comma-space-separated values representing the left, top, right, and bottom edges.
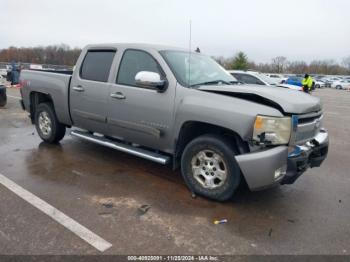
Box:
160, 50, 237, 87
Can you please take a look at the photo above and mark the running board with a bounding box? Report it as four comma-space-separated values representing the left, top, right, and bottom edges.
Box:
71, 130, 170, 165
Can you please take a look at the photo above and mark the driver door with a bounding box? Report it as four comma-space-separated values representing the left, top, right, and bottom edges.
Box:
106, 49, 176, 152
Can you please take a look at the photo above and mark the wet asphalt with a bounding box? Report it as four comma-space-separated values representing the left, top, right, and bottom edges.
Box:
0, 87, 349, 255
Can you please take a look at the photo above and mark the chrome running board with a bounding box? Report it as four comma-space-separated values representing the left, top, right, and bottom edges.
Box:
71, 130, 170, 165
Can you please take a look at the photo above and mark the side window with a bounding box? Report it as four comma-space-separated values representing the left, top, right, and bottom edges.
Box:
117, 49, 162, 87
239, 74, 255, 84
251, 76, 265, 85
240, 75, 264, 85
232, 73, 244, 82
80, 50, 116, 82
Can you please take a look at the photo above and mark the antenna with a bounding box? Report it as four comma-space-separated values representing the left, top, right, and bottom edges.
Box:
188, 19, 192, 87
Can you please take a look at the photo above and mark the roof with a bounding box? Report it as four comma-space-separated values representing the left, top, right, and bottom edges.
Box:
227, 70, 260, 75
84, 43, 187, 52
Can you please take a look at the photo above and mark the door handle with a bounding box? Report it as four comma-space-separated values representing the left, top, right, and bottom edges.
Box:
110, 92, 126, 99
72, 86, 85, 92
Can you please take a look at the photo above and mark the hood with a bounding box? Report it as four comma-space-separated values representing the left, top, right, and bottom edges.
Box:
198, 84, 321, 114
278, 83, 303, 91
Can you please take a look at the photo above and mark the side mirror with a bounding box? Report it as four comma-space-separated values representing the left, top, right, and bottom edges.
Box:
135, 71, 167, 92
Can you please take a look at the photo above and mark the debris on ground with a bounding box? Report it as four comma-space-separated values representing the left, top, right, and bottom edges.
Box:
287, 219, 295, 223
339, 200, 342, 203
98, 212, 113, 217
102, 202, 114, 208
191, 192, 196, 199
72, 170, 84, 176
268, 228, 273, 237
138, 204, 151, 215
213, 219, 227, 225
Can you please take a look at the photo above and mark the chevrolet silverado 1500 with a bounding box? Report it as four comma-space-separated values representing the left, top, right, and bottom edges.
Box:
19, 43, 329, 201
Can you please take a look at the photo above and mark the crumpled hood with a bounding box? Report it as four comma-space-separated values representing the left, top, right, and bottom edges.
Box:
198, 84, 321, 114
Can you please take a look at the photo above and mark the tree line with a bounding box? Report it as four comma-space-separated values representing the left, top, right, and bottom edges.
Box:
0, 44, 81, 66
214, 52, 350, 75
1, 44, 349, 75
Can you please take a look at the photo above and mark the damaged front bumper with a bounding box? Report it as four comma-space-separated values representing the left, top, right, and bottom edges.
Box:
235, 128, 329, 191
281, 128, 329, 184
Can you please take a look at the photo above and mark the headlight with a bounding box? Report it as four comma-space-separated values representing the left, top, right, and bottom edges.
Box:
253, 115, 292, 145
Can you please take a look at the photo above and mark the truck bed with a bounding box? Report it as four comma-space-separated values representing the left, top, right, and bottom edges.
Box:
30, 69, 73, 75
20, 69, 73, 126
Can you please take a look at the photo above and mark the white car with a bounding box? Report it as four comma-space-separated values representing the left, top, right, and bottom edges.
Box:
314, 79, 326, 88
228, 70, 303, 91
332, 80, 350, 89
265, 73, 287, 84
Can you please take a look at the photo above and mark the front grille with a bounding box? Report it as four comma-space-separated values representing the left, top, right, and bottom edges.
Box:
294, 111, 323, 144
298, 115, 321, 124
295, 129, 318, 142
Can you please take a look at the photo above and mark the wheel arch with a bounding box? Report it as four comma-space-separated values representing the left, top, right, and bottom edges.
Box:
173, 121, 249, 170
29, 91, 54, 123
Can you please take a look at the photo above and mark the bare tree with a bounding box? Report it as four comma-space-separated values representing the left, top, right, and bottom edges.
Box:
342, 56, 350, 72
271, 56, 287, 73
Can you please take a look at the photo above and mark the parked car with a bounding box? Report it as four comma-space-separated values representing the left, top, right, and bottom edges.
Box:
265, 73, 287, 84
285, 76, 303, 87
228, 70, 302, 91
19, 43, 329, 201
332, 80, 350, 89
314, 80, 326, 88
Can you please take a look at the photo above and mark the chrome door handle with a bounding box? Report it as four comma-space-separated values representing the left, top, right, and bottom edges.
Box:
110, 92, 126, 99
72, 86, 84, 92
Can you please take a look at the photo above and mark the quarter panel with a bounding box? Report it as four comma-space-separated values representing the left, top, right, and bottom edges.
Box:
20, 70, 72, 125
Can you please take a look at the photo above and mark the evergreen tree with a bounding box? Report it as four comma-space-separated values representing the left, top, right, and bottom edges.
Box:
231, 52, 248, 70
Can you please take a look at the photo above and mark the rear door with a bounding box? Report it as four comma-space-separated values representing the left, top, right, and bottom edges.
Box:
70, 49, 116, 133
106, 48, 176, 152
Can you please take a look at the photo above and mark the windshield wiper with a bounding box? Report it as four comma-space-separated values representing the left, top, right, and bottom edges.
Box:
190, 80, 232, 87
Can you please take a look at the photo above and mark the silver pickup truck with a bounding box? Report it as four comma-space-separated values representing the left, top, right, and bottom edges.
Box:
19, 43, 329, 201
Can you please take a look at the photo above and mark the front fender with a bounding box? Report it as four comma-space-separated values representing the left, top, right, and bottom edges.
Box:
173, 88, 283, 142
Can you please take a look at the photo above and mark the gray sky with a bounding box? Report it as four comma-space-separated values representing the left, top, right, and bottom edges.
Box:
1, 0, 349, 63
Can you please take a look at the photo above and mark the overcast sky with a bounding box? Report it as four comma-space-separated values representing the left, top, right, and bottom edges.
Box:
1, 0, 349, 63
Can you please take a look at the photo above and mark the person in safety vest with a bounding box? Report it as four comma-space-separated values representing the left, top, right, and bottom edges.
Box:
301, 74, 313, 93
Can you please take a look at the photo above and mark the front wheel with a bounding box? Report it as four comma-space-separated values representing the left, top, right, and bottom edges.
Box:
34, 102, 66, 143
181, 135, 241, 201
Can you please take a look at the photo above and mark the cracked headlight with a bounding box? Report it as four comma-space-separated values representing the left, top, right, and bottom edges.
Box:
253, 115, 292, 145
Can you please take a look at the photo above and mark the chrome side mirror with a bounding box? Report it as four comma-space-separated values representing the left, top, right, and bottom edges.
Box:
135, 71, 167, 92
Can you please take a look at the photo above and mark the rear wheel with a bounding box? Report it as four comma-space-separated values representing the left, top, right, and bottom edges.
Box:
34, 102, 66, 143
336, 85, 341, 89
0, 88, 6, 107
181, 135, 241, 201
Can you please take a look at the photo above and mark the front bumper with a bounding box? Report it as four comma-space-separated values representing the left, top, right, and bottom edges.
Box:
235, 128, 329, 190
281, 128, 329, 184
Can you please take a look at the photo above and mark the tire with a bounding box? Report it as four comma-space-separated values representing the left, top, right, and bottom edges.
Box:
315, 84, 320, 89
0, 88, 6, 107
181, 134, 241, 201
336, 85, 341, 89
34, 102, 66, 143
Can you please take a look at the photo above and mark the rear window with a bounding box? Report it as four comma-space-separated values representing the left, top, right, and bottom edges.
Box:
80, 50, 116, 82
